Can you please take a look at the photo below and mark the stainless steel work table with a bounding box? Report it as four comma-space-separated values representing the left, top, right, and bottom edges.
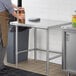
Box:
10, 19, 70, 76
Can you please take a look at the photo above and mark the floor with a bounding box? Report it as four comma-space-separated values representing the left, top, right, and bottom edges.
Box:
5, 59, 76, 76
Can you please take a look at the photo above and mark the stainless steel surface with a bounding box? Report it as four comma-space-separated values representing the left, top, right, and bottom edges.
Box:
49, 54, 61, 60
34, 28, 37, 60
62, 25, 76, 74
16, 25, 18, 67
62, 31, 66, 70
66, 32, 76, 72
46, 29, 50, 76
10, 19, 70, 29
35, 48, 62, 54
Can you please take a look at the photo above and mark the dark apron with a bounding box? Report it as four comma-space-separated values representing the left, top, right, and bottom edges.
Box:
0, 10, 9, 47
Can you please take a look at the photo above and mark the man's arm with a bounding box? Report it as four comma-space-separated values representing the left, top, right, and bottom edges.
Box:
12, 11, 24, 19
12, 4, 24, 19
3, 0, 24, 19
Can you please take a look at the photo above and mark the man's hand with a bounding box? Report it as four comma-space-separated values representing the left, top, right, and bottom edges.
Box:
17, 7, 25, 19
17, 14, 25, 20
12, 9, 25, 20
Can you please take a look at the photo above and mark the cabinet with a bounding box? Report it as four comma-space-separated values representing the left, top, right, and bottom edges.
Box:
62, 25, 76, 74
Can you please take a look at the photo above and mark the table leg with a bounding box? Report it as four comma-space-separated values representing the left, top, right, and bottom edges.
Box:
34, 28, 37, 60
46, 29, 50, 76
68, 72, 70, 76
15, 26, 18, 67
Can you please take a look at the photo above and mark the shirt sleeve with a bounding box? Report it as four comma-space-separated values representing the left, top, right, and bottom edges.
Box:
3, 0, 14, 14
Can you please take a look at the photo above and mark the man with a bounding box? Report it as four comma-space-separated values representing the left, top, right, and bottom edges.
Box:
0, 0, 24, 72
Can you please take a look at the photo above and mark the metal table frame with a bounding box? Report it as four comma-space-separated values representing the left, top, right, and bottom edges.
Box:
10, 19, 70, 76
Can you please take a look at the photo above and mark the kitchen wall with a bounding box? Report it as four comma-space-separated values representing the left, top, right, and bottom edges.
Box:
12, 0, 76, 64
22, 0, 76, 21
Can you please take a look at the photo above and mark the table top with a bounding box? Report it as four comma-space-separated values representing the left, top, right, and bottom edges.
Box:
61, 24, 76, 31
10, 19, 70, 29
